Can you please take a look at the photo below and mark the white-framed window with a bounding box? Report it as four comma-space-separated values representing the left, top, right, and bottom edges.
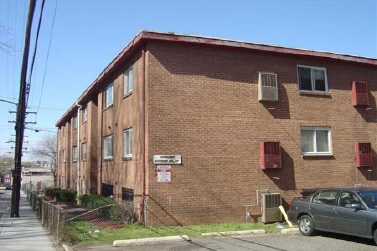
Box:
297, 66, 328, 92
103, 135, 113, 159
124, 67, 133, 95
82, 105, 88, 123
104, 83, 113, 108
301, 127, 332, 155
123, 128, 133, 157
72, 146, 78, 162
81, 142, 87, 160
72, 115, 78, 128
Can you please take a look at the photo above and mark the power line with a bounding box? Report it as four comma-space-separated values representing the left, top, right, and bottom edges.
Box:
26, 0, 45, 107
0, 98, 18, 106
36, 0, 58, 118
33, 106, 66, 111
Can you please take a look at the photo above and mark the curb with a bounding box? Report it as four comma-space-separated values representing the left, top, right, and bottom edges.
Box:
202, 229, 266, 237
113, 235, 191, 247
281, 228, 299, 234
62, 228, 299, 249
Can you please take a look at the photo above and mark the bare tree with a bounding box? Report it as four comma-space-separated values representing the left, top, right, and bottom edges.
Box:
30, 134, 57, 186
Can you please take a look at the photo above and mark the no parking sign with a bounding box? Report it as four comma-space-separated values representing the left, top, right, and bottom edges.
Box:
157, 165, 171, 183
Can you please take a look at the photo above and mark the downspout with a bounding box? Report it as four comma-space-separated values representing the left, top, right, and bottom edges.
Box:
76, 101, 82, 198
141, 47, 146, 225
99, 100, 103, 195
55, 130, 59, 187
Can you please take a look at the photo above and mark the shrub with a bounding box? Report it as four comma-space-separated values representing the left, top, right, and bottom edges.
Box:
57, 189, 77, 203
78, 194, 116, 219
44, 187, 61, 198
79, 194, 115, 210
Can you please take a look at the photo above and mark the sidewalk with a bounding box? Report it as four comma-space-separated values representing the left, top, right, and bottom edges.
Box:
0, 191, 59, 251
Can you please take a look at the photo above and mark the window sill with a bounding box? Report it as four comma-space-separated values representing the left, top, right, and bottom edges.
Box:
103, 158, 113, 162
302, 153, 334, 158
122, 156, 133, 161
103, 104, 113, 112
299, 90, 331, 97
123, 92, 133, 99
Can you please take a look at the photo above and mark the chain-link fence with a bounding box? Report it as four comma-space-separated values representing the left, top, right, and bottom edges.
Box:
67, 202, 138, 228
40, 200, 68, 241
25, 189, 144, 244
22, 180, 54, 192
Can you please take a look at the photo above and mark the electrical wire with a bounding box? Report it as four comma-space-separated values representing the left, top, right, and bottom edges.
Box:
36, 0, 58, 119
26, 0, 46, 107
0, 95, 18, 101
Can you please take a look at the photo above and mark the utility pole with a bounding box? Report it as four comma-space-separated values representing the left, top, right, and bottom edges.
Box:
10, 0, 36, 218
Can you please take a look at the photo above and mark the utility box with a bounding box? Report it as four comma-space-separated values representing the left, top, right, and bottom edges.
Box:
261, 193, 282, 223
260, 141, 282, 170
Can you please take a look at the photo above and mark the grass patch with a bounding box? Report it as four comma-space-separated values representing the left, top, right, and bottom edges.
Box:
62, 221, 286, 245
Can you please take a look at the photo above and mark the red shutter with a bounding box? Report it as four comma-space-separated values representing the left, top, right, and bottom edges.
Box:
355, 142, 372, 168
260, 142, 282, 170
352, 81, 369, 106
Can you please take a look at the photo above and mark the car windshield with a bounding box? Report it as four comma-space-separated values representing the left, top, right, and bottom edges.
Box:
358, 191, 377, 209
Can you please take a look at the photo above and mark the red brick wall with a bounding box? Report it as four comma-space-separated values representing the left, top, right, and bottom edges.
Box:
55, 39, 377, 226
145, 41, 377, 226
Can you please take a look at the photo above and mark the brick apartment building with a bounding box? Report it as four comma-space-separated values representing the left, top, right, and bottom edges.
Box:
56, 31, 377, 226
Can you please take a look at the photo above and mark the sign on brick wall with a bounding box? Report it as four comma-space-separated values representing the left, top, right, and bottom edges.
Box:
157, 165, 171, 183
153, 155, 181, 165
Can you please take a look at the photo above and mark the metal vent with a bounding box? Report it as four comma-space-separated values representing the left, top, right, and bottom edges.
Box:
258, 73, 278, 101
352, 81, 369, 106
260, 141, 282, 170
262, 193, 282, 223
355, 142, 372, 167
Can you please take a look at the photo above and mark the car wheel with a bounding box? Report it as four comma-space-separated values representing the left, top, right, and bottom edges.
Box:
298, 215, 316, 236
373, 229, 377, 245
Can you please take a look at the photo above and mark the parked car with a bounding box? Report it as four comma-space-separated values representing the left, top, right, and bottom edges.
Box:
5, 184, 11, 190
287, 187, 377, 245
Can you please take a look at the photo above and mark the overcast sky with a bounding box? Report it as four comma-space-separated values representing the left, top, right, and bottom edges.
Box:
0, 0, 376, 161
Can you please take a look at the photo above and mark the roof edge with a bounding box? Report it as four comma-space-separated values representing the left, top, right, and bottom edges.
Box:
141, 30, 377, 64
56, 30, 377, 127
56, 30, 146, 127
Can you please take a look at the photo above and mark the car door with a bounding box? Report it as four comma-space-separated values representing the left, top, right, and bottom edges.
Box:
309, 190, 338, 230
333, 191, 368, 236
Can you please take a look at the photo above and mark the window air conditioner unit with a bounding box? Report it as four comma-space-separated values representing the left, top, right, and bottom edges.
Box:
352, 81, 369, 106
262, 193, 282, 223
260, 141, 282, 170
258, 72, 278, 101
355, 142, 372, 167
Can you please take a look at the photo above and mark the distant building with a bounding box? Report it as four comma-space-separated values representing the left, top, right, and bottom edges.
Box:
22, 167, 52, 176
21, 166, 54, 189
56, 31, 377, 226
34, 160, 53, 169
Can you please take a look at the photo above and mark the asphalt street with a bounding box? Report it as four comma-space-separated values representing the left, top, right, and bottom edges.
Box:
72, 233, 377, 251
